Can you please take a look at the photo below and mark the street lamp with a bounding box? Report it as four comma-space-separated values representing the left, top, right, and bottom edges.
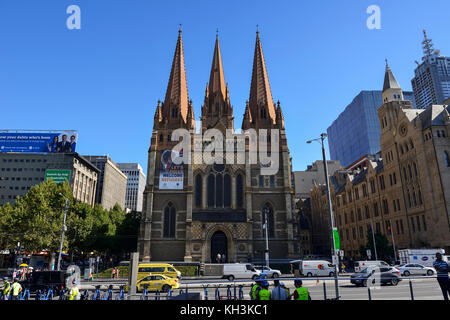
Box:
262, 206, 270, 268
57, 193, 70, 271
306, 133, 339, 299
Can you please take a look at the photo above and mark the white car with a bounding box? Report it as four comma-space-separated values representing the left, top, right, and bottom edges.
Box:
397, 263, 435, 276
254, 266, 282, 278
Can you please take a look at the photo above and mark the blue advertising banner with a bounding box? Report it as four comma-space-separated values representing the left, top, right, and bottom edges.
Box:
0, 131, 78, 153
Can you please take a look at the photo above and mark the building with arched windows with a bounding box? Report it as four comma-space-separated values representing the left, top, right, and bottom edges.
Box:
137, 30, 297, 262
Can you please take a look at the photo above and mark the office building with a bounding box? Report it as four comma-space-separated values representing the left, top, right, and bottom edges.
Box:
327, 90, 416, 168
411, 30, 450, 109
83, 156, 127, 210
293, 160, 342, 199
0, 153, 99, 206
118, 163, 146, 212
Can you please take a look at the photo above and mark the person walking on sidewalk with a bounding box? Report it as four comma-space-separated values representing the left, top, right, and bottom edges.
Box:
10, 279, 22, 300
271, 279, 288, 300
257, 280, 271, 300
433, 252, 450, 300
2, 277, 11, 300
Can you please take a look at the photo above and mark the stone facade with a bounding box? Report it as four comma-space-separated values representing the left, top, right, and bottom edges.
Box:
138, 30, 297, 262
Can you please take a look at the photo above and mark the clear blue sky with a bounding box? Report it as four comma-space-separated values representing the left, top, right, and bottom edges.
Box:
1, 0, 449, 174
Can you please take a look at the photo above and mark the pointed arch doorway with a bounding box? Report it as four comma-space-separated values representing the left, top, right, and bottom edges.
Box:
210, 231, 228, 263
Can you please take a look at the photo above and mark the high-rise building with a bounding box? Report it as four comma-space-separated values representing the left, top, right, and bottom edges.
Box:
0, 153, 99, 206
83, 156, 127, 210
118, 163, 146, 212
138, 30, 297, 263
411, 30, 450, 109
327, 89, 416, 168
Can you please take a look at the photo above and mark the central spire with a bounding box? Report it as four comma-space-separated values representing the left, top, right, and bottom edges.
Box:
248, 30, 276, 124
208, 33, 227, 99
164, 29, 189, 123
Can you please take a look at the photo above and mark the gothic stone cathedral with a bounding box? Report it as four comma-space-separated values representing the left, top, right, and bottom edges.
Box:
137, 30, 297, 262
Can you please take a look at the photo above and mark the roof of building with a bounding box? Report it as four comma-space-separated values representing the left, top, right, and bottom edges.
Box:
383, 63, 401, 92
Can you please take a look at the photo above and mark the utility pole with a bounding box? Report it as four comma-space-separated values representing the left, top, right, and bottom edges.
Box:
307, 133, 339, 299
57, 194, 70, 271
263, 206, 270, 268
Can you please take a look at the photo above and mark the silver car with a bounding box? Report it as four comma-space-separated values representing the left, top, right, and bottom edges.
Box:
254, 266, 282, 278
397, 264, 435, 276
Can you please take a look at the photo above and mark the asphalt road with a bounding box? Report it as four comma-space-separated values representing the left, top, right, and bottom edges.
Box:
77, 276, 447, 300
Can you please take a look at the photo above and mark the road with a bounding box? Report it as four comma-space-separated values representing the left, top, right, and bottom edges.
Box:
78, 276, 446, 300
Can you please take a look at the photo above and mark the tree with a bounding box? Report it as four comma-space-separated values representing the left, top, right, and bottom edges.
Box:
360, 229, 393, 263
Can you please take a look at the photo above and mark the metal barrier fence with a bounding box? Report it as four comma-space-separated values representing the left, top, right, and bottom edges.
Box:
0, 275, 446, 300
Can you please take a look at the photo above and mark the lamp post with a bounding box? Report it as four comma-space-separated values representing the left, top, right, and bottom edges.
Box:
307, 133, 339, 299
262, 206, 270, 268
57, 193, 70, 271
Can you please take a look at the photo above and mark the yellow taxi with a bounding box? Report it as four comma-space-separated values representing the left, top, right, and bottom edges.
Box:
134, 274, 179, 293
137, 263, 181, 280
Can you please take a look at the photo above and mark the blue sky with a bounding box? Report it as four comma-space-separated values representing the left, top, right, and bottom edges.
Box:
1, 0, 449, 173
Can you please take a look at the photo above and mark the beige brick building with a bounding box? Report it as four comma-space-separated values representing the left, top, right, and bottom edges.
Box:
311, 63, 450, 258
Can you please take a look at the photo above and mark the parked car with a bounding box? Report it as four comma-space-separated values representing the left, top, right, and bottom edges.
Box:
396, 264, 435, 276
350, 267, 401, 287
254, 266, 282, 278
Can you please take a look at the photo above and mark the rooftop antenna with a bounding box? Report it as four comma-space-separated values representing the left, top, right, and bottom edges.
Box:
422, 29, 434, 57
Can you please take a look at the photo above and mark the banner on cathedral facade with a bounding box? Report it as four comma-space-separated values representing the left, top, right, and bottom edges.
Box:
159, 149, 184, 189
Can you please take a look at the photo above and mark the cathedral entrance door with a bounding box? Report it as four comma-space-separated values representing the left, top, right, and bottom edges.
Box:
210, 231, 228, 263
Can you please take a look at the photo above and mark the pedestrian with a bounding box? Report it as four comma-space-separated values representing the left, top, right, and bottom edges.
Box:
112, 267, 116, 279
281, 282, 291, 300
12, 269, 16, 281
2, 277, 11, 300
116, 267, 120, 279
250, 277, 263, 300
340, 262, 346, 274
271, 279, 288, 300
293, 279, 311, 300
216, 253, 221, 264
10, 278, 22, 300
68, 280, 80, 300
433, 252, 450, 300
257, 280, 271, 300
222, 253, 226, 263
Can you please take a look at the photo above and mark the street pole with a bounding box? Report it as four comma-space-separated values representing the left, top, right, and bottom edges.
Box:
370, 220, 378, 261
57, 196, 69, 271
263, 207, 270, 268
319, 133, 339, 299
390, 220, 397, 263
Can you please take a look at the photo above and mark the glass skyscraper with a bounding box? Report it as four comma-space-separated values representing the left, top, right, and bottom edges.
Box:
411, 31, 450, 109
327, 90, 416, 168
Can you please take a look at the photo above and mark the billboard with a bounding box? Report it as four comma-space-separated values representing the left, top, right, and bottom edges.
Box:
0, 130, 78, 153
159, 149, 184, 190
44, 170, 71, 183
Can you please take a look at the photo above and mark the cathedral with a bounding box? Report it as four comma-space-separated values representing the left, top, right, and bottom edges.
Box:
137, 29, 298, 263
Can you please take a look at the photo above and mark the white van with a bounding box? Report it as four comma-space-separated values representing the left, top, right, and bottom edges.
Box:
354, 260, 390, 272
222, 263, 260, 281
301, 260, 336, 277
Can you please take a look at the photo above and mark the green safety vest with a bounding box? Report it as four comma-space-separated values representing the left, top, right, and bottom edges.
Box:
251, 284, 260, 300
258, 288, 271, 300
295, 287, 309, 300
69, 287, 79, 300
11, 283, 21, 296
3, 282, 11, 295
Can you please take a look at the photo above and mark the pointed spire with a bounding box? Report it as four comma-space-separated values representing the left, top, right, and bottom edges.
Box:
208, 33, 226, 99
276, 101, 285, 129
249, 30, 276, 123
154, 100, 162, 125
242, 100, 252, 129
382, 60, 404, 103
383, 60, 401, 91
164, 29, 189, 122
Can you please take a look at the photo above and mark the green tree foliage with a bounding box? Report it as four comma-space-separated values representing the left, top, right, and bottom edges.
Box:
360, 229, 394, 263
0, 180, 139, 257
